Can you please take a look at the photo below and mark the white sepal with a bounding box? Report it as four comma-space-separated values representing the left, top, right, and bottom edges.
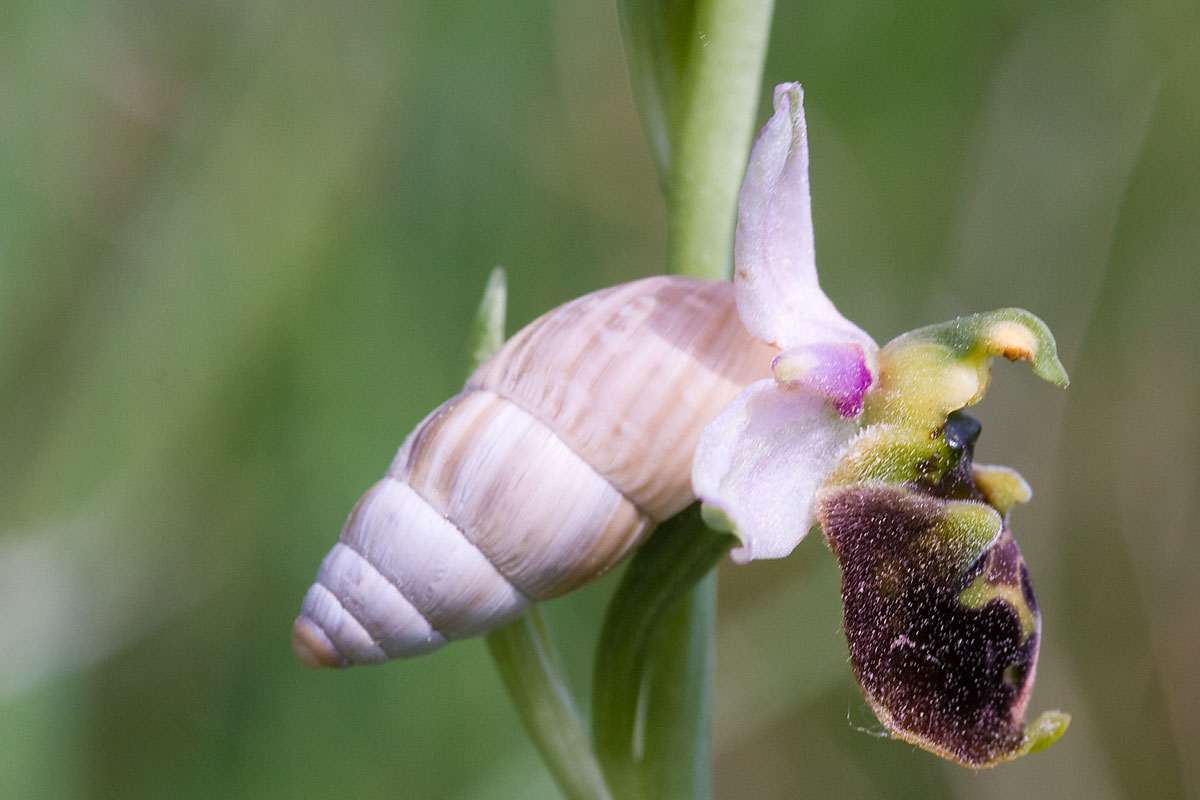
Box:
733, 83, 875, 356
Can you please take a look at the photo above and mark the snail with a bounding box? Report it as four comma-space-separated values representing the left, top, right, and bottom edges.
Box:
292, 276, 777, 667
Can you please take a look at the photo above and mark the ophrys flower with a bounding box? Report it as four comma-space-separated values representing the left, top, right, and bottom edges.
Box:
693, 82, 1070, 767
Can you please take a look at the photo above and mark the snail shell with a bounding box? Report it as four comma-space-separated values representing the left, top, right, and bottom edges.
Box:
293, 276, 775, 667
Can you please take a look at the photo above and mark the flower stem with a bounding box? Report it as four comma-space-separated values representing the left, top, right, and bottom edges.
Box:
667, 0, 776, 281
488, 611, 614, 800
594, 1, 775, 797
488, 0, 776, 789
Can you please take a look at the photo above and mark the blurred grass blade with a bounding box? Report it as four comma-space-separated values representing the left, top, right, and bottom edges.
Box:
616, 0, 697, 189
591, 505, 734, 799
472, 268, 611, 800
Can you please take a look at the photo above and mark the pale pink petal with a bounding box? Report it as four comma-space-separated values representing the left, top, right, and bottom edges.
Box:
734, 83, 875, 355
772, 342, 873, 417
692, 380, 858, 563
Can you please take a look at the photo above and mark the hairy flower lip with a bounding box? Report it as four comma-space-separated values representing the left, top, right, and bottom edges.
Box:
817, 414, 1051, 768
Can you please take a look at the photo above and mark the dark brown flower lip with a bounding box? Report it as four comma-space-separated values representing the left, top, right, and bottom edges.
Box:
816, 413, 1067, 767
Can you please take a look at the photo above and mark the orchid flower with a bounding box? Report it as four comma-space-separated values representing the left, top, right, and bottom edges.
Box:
692, 83, 1071, 767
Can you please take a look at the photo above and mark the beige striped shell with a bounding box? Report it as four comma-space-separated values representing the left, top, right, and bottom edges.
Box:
292, 276, 775, 667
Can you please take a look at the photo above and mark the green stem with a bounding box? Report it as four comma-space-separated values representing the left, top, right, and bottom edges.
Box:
488, 611, 614, 800
592, 506, 735, 799
616, 1, 773, 797
597, 1, 774, 797
470, 268, 612, 800
667, 0, 775, 281
489, 0, 776, 791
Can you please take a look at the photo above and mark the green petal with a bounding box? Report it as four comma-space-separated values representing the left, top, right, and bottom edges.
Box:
972, 464, 1033, 517
1021, 711, 1072, 755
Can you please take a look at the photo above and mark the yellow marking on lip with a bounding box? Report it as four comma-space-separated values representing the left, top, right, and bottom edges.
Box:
958, 574, 1037, 641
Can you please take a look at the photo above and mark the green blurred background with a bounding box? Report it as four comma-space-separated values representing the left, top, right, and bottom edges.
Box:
2, 1, 1197, 798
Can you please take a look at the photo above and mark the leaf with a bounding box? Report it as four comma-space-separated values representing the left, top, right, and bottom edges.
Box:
591, 505, 734, 799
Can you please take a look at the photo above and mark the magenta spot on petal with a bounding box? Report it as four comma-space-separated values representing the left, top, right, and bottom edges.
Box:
773, 343, 873, 417
833, 390, 865, 418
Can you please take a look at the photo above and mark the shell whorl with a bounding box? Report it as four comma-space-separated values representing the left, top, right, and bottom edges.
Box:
293, 276, 774, 667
